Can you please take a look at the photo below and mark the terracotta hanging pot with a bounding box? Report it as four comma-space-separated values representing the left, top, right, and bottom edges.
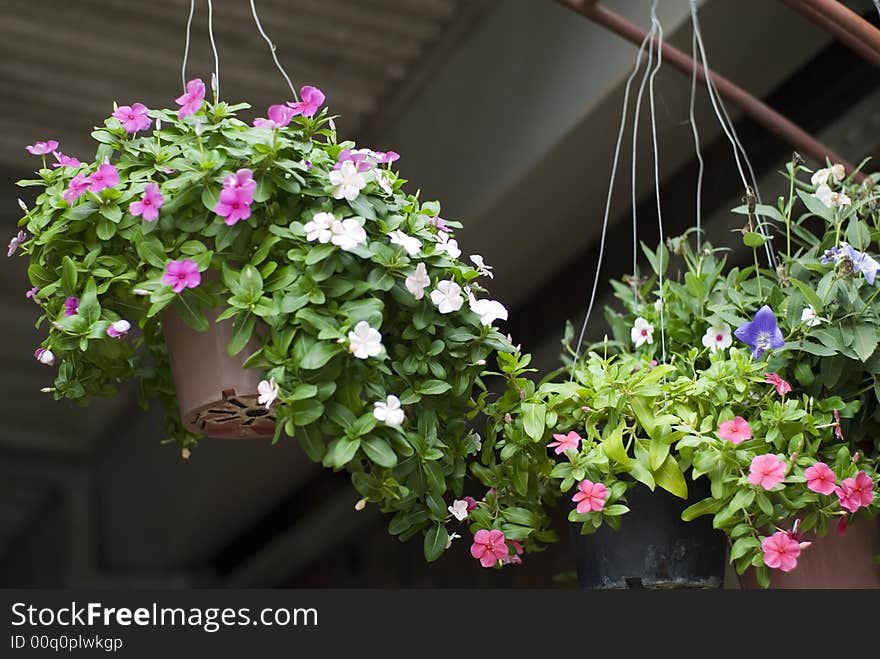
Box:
740, 518, 880, 589
161, 307, 275, 438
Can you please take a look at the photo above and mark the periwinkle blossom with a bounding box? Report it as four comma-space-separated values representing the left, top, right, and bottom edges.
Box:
572, 479, 608, 513
25, 287, 38, 301
214, 188, 253, 225
718, 416, 752, 445
841, 243, 879, 285
374, 169, 394, 196
106, 319, 131, 339
162, 259, 201, 293
701, 322, 732, 353
448, 500, 469, 521
34, 347, 55, 366
112, 103, 151, 133
405, 262, 430, 300
630, 317, 654, 348
388, 229, 422, 256
129, 183, 164, 222
223, 168, 257, 197
800, 305, 824, 327
469, 254, 494, 279
25, 140, 59, 155
63, 173, 90, 204
257, 379, 279, 409
304, 212, 336, 244
373, 150, 400, 165
176, 78, 205, 119
470, 529, 509, 568
335, 148, 375, 173
430, 280, 464, 314
835, 471, 875, 512
373, 395, 404, 427
761, 531, 802, 572
445, 532, 461, 549
747, 454, 787, 490
330, 218, 367, 252
7, 230, 27, 257
87, 164, 120, 192
833, 409, 844, 441
427, 216, 451, 233
253, 104, 295, 129
434, 232, 461, 259
804, 462, 836, 496
501, 540, 524, 566
348, 321, 383, 359
765, 372, 792, 397
734, 305, 784, 359
286, 85, 325, 118
52, 152, 81, 168
328, 160, 367, 201
467, 292, 508, 326
547, 430, 581, 455
64, 297, 79, 317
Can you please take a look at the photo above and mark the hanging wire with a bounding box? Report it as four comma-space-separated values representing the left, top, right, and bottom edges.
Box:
207, 0, 220, 102
647, 3, 667, 364
688, 25, 704, 248
874, 0, 880, 21
690, 0, 776, 271
570, 25, 655, 371
250, 0, 300, 102
630, 19, 657, 281
181, 0, 196, 91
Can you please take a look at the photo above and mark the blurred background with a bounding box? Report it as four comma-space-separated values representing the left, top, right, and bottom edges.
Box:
1, 0, 879, 587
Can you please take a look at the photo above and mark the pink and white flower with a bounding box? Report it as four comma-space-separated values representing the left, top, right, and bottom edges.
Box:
64, 297, 79, 317
388, 230, 422, 256
761, 531, 802, 572
63, 174, 90, 203
304, 212, 336, 244
405, 262, 430, 300
434, 232, 461, 259
765, 372, 792, 397
7, 230, 26, 257
253, 104, 296, 129
214, 188, 252, 226
448, 499, 470, 521
718, 416, 752, 444
328, 160, 367, 201
107, 320, 131, 339
469, 254, 494, 278
162, 259, 201, 294
348, 321, 383, 359
701, 322, 732, 353
34, 347, 55, 366
257, 379, 279, 409
631, 317, 654, 348
800, 305, 824, 327
836, 471, 875, 512
129, 183, 164, 222
804, 462, 836, 496
548, 431, 581, 455
467, 292, 507, 326
87, 164, 120, 192
26, 140, 59, 155
330, 218, 367, 252
52, 152, 81, 168
373, 395, 404, 427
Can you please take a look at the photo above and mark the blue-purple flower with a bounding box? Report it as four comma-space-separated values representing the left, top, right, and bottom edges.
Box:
841, 243, 879, 286
820, 246, 842, 264
734, 305, 785, 359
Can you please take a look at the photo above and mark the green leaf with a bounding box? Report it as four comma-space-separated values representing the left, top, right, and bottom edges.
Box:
521, 403, 546, 442
682, 497, 720, 521
742, 231, 769, 248
228, 313, 256, 356
850, 323, 878, 362
729, 536, 761, 561
61, 256, 78, 295
239, 264, 264, 303
729, 488, 756, 512
417, 379, 452, 396
797, 189, 834, 222
323, 437, 360, 468
601, 421, 634, 466
423, 525, 448, 562
361, 436, 398, 468
174, 296, 209, 332
300, 341, 341, 370
654, 455, 688, 499
289, 399, 324, 427
294, 424, 325, 461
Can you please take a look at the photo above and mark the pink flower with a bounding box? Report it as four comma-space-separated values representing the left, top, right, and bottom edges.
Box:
833, 409, 844, 441
287, 85, 325, 117
63, 173, 90, 203
52, 152, 81, 168
835, 471, 875, 512
572, 479, 608, 513
374, 150, 400, 165
87, 164, 120, 192
7, 230, 26, 257
113, 103, 151, 133
748, 454, 787, 490
253, 104, 296, 129
175, 78, 205, 119
804, 462, 836, 495
107, 319, 131, 339
26, 140, 59, 155
547, 430, 582, 455
223, 168, 257, 200
500, 539, 524, 566
761, 531, 802, 572
428, 216, 451, 233
26, 287, 38, 300
162, 259, 201, 294
64, 297, 79, 317
34, 347, 55, 366
214, 188, 252, 226
129, 183, 164, 222
462, 496, 478, 512
470, 529, 509, 568
718, 416, 752, 444
335, 148, 375, 173
765, 372, 791, 397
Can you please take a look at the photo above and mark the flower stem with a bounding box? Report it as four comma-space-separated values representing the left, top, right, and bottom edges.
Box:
785, 164, 795, 262
754, 249, 763, 299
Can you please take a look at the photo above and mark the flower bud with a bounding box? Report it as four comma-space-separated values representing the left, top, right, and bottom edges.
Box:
354, 498, 366, 511
17, 198, 28, 212
181, 448, 191, 460
504, 413, 512, 424
133, 288, 150, 296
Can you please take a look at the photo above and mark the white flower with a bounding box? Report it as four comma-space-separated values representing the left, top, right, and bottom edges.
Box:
701, 323, 732, 353
434, 232, 461, 259
801, 305, 825, 327
469, 254, 494, 279
328, 160, 367, 201
405, 262, 430, 300
373, 394, 404, 427
811, 164, 845, 187
354, 498, 367, 511
348, 320, 383, 359
375, 169, 394, 196
630, 317, 654, 348
468, 292, 508, 326
445, 532, 461, 549
107, 319, 131, 339
654, 298, 663, 312
388, 229, 422, 256
257, 378, 279, 409
832, 191, 852, 207
304, 212, 336, 243
814, 184, 851, 208
133, 288, 150, 296
430, 280, 464, 314
448, 499, 469, 521
330, 218, 367, 252
35, 348, 55, 366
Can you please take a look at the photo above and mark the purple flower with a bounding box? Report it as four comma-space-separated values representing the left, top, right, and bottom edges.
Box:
841, 243, 879, 286
25, 287, 38, 300
7, 230, 26, 257
334, 148, 374, 173
253, 104, 295, 129
113, 103, 152, 133
162, 259, 201, 294
64, 296, 79, 317
286, 85, 325, 118
176, 78, 205, 120
52, 151, 81, 168
129, 183, 164, 222
87, 164, 120, 192
26, 140, 59, 155
107, 319, 131, 339
820, 246, 842, 264
63, 173, 90, 204
34, 347, 55, 365
734, 305, 785, 359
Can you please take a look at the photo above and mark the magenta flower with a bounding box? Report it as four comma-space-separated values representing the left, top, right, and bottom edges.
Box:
748, 454, 787, 490
64, 296, 79, 317
52, 151, 81, 168
428, 216, 451, 233
64, 173, 91, 203
253, 104, 295, 129
833, 409, 844, 441
804, 462, 837, 495
26, 140, 59, 155
835, 471, 875, 512
734, 305, 785, 359
287, 85, 325, 117
462, 496, 478, 512
718, 416, 752, 445
374, 150, 400, 165
129, 183, 164, 222
547, 430, 582, 455
26, 287, 39, 300
335, 148, 374, 173
162, 259, 201, 294
87, 164, 120, 192
470, 529, 509, 568
107, 319, 131, 339
214, 188, 252, 226
223, 168, 257, 199
7, 230, 27, 257
34, 347, 55, 366
500, 539, 524, 566
113, 103, 151, 133
765, 373, 791, 397
761, 531, 802, 572
175, 78, 205, 120
572, 479, 608, 513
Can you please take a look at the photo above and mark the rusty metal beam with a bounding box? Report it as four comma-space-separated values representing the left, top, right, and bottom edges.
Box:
782, 0, 880, 68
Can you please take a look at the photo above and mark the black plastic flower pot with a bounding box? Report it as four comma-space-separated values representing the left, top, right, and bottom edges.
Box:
569, 475, 726, 589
